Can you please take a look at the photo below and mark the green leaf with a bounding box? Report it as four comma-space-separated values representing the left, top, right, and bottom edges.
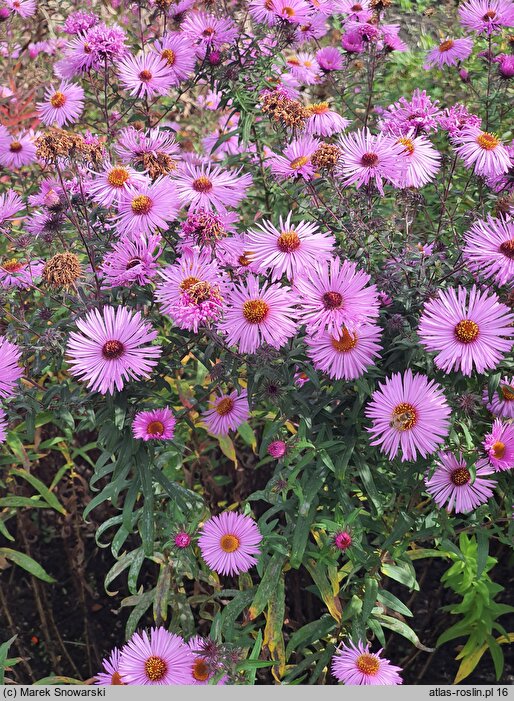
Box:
377, 590, 413, 618
0, 548, 55, 583
0, 636, 17, 684
381, 561, 419, 590
34, 677, 84, 685
249, 552, 286, 620
246, 630, 263, 685
361, 577, 379, 624
375, 614, 434, 652
0, 497, 48, 509
476, 529, 489, 580
10, 468, 66, 515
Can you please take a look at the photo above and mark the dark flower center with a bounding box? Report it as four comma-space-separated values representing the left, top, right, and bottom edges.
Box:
361, 152, 379, 167
139, 69, 153, 82
216, 397, 234, 416
439, 39, 454, 52
102, 339, 125, 359
192, 658, 210, 682
126, 257, 142, 270
322, 291, 343, 310
483, 9, 497, 20
499, 239, 514, 259
192, 176, 213, 193
450, 467, 471, 486
9, 141, 22, 152
501, 385, 514, 401
391, 402, 417, 431
147, 420, 165, 435
50, 91, 67, 108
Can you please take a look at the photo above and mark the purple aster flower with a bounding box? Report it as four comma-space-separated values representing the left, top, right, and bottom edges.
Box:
268, 135, 320, 181
267, 440, 287, 458
333, 0, 372, 21
187, 636, 227, 685
483, 378, 514, 418
394, 133, 441, 188
439, 103, 482, 137
95, 648, 125, 685
454, 126, 511, 178
463, 215, 514, 285
151, 32, 197, 85
37, 80, 84, 127
181, 12, 237, 58
341, 29, 365, 53
0, 408, 6, 445
295, 257, 379, 338
246, 212, 335, 281
4, 0, 36, 17
365, 369, 451, 462
418, 286, 514, 376
485, 143, 514, 192
132, 407, 176, 441
101, 232, 162, 288
0, 189, 23, 226
458, 0, 514, 34
62, 10, 99, 35
271, 0, 312, 24
497, 53, 514, 78
115, 126, 180, 166
424, 38, 474, 69
118, 627, 194, 685
483, 418, 514, 470
155, 249, 226, 332
83, 22, 128, 63
198, 511, 262, 576
331, 641, 403, 685
286, 51, 321, 85
0, 131, 37, 169
338, 129, 405, 195
174, 162, 252, 213
425, 452, 496, 513
0, 336, 23, 398
304, 102, 350, 137
379, 89, 442, 136
117, 52, 175, 98
316, 46, 344, 71
89, 162, 148, 208
116, 177, 179, 235
66, 306, 162, 395
0, 258, 43, 289
218, 274, 298, 353
202, 389, 249, 436
333, 530, 352, 551
305, 323, 382, 380
380, 24, 408, 52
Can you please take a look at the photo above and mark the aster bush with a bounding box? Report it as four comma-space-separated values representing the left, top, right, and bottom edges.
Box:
1, 0, 514, 687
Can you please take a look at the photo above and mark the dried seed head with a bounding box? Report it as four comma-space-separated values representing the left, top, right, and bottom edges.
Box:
311, 143, 342, 172
42, 252, 82, 289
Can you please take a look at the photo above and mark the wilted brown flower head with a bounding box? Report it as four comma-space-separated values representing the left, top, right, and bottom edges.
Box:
42, 252, 82, 289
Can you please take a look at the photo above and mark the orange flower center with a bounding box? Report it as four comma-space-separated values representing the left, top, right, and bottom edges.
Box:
161, 49, 176, 66
355, 653, 380, 676
454, 319, 479, 343
322, 291, 343, 310
451, 467, 471, 486
283, 6, 295, 16
180, 276, 201, 292
264, 0, 274, 8
361, 152, 379, 167
193, 176, 213, 193
139, 70, 153, 82
391, 402, 417, 431
192, 658, 210, 682
220, 533, 240, 553
107, 167, 130, 187
287, 57, 301, 66
476, 132, 500, 150
216, 397, 234, 416
243, 298, 269, 324
501, 385, 514, 401
277, 230, 301, 252
50, 91, 67, 108
202, 26, 215, 36
102, 340, 125, 360
308, 102, 330, 115
483, 9, 497, 20
9, 141, 22, 153
111, 672, 124, 685
290, 155, 309, 170
144, 656, 167, 682
439, 39, 455, 52
131, 194, 153, 214
2, 258, 23, 272
147, 420, 165, 436
238, 253, 253, 267
331, 327, 358, 352
398, 137, 415, 155
499, 239, 514, 259
491, 441, 506, 459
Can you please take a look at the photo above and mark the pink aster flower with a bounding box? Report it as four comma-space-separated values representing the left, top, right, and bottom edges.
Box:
485, 143, 514, 192
155, 250, 226, 332
0, 189, 23, 226
202, 389, 249, 436
95, 648, 124, 686
365, 369, 451, 462
497, 53, 514, 78
268, 440, 287, 458
458, 0, 514, 34
483, 418, 514, 471
271, 0, 312, 24
380, 24, 408, 52
174, 162, 252, 213
151, 32, 196, 85
394, 133, 441, 188
268, 135, 320, 181
37, 80, 84, 128
0, 131, 37, 169
454, 126, 511, 178
174, 531, 192, 549
379, 89, 442, 136
117, 52, 175, 98
66, 306, 162, 395
100, 232, 162, 288
62, 11, 98, 35
338, 129, 405, 195
133, 407, 176, 441
424, 37, 473, 69
0, 336, 23, 398
332, 0, 372, 21
463, 215, 514, 285
425, 452, 496, 513
219, 274, 298, 353
249, 0, 278, 25
305, 323, 382, 380
0, 258, 43, 289
118, 627, 194, 685
187, 637, 227, 685
316, 46, 344, 71
331, 641, 403, 686
115, 126, 181, 166
116, 177, 179, 235
89, 162, 148, 208
54, 35, 98, 78
341, 29, 365, 53
246, 212, 335, 281
483, 378, 514, 418
418, 286, 514, 376
181, 12, 237, 58
286, 52, 321, 85
333, 530, 352, 551
304, 102, 350, 137
4, 0, 36, 17
295, 257, 379, 338
439, 103, 482, 137
198, 511, 262, 576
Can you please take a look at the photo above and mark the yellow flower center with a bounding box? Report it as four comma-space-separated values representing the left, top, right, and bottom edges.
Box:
290, 156, 309, 170
476, 132, 500, 151
9, 141, 22, 152
439, 39, 455, 52
144, 656, 167, 682
331, 327, 358, 352
451, 467, 471, 486
147, 420, 165, 436
391, 402, 417, 431
492, 441, 506, 459
501, 385, 514, 401
2, 258, 23, 272
131, 194, 152, 214
107, 167, 130, 187
283, 6, 295, 16
355, 653, 380, 676
243, 298, 269, 324
454, 319, 479, 343
220, 534, 240, 553
398, 137, 415, 155
180, 276, 201, 292
193, 176, 213, 193
161, 48, 176, 66
50, 91, 67, 108
307, 102, 330, 116
277, 230, 301, 252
